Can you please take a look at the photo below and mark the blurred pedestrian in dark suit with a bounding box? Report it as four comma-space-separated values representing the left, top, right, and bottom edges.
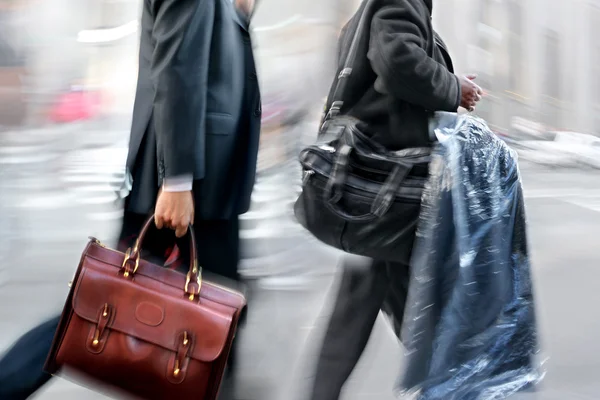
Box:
0, 0, 261, 398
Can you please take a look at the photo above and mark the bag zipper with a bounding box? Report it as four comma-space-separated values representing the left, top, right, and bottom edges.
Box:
302, 170, 315, 185
89, 236, 106, 247
311, 171, 421, 204
303, 169, 421, 202
300, 150, 428, 187
302, 162, 425, 191
318, 145, 336, 153
302, 145, 430, 165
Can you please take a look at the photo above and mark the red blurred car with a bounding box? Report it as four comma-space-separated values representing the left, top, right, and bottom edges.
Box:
48, 87, 103, 123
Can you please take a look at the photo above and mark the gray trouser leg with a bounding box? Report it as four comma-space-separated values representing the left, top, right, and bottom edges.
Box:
308, 259, 390, 400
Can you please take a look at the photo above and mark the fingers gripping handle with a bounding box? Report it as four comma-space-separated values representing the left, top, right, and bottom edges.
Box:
120, 214, 202, 300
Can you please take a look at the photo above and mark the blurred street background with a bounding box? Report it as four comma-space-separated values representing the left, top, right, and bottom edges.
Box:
1, 0, 600, 399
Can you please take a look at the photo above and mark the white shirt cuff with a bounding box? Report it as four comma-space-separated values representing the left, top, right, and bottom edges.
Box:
162, 174, 193, 192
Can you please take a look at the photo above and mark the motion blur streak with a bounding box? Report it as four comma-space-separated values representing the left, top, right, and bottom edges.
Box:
0, 0, 599, 399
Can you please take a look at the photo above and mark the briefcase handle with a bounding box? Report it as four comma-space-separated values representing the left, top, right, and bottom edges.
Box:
120, 215, 202, 301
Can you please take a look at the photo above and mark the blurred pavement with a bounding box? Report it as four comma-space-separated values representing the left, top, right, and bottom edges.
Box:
1, 127, 600, 399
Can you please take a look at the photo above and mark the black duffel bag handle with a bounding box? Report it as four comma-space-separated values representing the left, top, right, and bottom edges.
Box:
323, 144, 411, 221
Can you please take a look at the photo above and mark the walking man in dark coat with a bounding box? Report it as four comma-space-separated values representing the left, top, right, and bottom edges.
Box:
307, 1, 482, 399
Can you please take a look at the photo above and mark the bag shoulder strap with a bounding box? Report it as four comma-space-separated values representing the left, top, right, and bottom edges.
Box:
324, 0, 373, 122
324, 0, 439, 125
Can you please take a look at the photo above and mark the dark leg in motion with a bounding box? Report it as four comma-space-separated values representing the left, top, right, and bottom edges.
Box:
0, 316, 60, 400
309, 259, 390, 400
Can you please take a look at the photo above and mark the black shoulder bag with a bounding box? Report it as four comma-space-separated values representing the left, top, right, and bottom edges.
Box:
293, 3, 432, 264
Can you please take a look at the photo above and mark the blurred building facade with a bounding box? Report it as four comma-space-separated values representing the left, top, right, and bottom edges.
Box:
253, 0, 600, 136
435, 0, 600, 135
1, 0, 596, 136
0, 0, 139, 130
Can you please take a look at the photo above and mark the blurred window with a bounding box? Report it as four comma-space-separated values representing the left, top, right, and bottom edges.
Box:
593, 6, 600, 130
542, 29, 561, 128
474, 0, 494, 123
0, 7, 23, 68
543, 30, 560, 100
507, 0, 523, 93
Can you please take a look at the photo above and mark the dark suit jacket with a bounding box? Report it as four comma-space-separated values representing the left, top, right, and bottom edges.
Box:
323, 0, 460, 150
125, 0, 261, 220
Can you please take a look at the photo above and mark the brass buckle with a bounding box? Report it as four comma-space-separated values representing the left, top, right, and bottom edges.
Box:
173, 332, 190, 378
173, 332, 190, 377
92, 303, 109, 347
121, 247, 140, 278
184, 262, 202, 301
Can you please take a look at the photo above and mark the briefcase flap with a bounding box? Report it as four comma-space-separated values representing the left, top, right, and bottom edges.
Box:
72, 267, 233, 363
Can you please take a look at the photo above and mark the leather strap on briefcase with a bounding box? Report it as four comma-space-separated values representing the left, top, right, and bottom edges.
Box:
44, 215, 246, 400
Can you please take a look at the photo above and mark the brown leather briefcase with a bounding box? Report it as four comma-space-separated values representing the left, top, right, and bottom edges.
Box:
44, 216, 246, 399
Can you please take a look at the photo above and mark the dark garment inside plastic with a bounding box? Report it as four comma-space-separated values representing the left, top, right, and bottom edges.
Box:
384, 112, 544, 399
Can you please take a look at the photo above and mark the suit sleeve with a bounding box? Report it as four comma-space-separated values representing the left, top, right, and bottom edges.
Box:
150, 0, 214, 179
367, 2, 460, 112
